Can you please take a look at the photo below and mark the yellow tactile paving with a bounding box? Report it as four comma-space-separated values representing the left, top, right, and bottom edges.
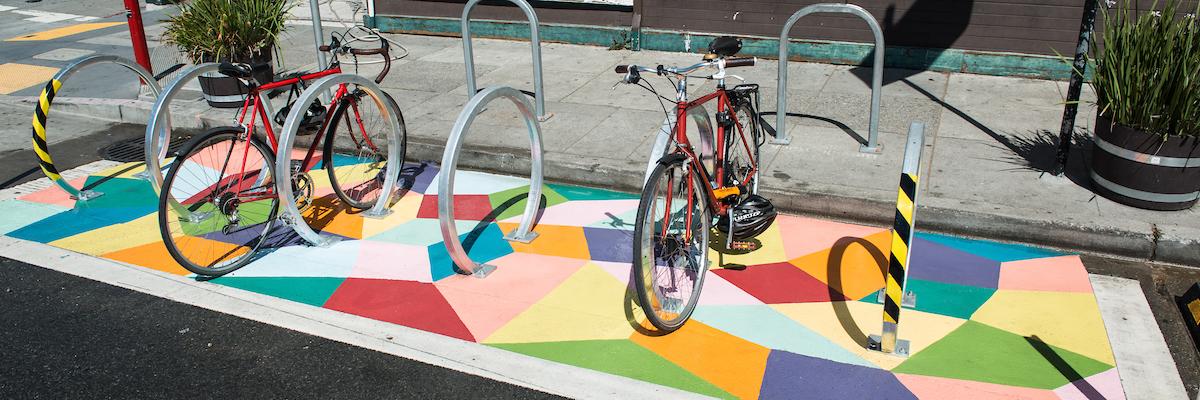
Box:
6, 22, 123, 41
0, 63, 59, 94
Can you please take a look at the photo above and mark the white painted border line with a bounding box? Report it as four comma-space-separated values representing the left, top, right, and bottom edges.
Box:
0, 236, 709, 400
1090, 274, 1189, 400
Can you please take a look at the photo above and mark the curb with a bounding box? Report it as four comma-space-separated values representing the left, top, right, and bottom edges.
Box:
6, 94, 1195, 267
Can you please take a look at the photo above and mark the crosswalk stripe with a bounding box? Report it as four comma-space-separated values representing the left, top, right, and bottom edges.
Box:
11, 9, 97, 24
6, 22, 124, 42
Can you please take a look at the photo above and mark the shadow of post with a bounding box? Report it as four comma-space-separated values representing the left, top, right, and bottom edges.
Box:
452, 189, 549, 275
826, 236, 889, 348
1026, 335, 1106, 399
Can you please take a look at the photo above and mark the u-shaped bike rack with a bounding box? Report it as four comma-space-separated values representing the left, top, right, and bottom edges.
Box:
31, 55, 161, 201
144, 63, 283, 192
438, 86, 545, 277
274, 74, 406, 247
775, 3, 885, 153
462, 0, 551, 121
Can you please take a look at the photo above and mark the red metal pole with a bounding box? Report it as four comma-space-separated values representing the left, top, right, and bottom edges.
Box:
123, 0, 153, 73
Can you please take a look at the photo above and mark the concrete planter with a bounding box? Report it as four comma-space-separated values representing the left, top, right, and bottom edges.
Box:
197, 50, 274, 108
1090, 115, 1200, 211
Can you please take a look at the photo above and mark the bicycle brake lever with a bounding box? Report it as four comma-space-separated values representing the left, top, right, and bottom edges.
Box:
727, 74, 746, 82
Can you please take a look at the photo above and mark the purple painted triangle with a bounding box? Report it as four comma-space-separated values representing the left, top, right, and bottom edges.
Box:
908, 237, 1001, 289
759, 350, 916, 400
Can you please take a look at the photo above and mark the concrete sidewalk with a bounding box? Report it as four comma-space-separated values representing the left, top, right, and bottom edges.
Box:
9, 21, 1199, 266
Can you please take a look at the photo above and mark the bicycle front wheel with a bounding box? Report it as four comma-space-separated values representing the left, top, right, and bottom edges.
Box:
632, 156, 712, 333
323, 89, 406, 210
158, 128, 279, 276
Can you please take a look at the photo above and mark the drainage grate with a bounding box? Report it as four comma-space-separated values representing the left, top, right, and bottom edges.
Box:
99, 136, 191, 163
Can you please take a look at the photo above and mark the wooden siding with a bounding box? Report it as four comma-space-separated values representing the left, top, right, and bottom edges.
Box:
374, 0, 1200, 56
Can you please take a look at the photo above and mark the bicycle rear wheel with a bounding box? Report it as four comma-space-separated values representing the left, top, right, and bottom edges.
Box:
323, 89, 406, 210
724, 102, 760, 196
158, 127, 279, 276
632, 156, 711, 333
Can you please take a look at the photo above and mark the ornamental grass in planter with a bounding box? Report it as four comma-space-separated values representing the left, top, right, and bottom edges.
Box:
1090, 0, 1200, 210
163, 0, 293, 107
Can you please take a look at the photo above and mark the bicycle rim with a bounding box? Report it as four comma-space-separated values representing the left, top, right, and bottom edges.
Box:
323, 90, 395, 210
633, 158, 710, 332
158, 129, 278, 276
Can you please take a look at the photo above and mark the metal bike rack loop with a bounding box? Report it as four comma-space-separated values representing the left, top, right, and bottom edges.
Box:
145, 63, 282, 192
462, 0, 551, 122
31, 55, 161, 201
274, 74, 405, 247
775, 3, 884, 153
439, 86, 545, 277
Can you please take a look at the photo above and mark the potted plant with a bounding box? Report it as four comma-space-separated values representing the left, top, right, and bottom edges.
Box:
163, 0, 293, 107
1089, 0, 1200, 210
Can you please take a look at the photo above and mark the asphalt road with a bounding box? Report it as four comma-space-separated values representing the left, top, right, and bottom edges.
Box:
0, 257, 564, 399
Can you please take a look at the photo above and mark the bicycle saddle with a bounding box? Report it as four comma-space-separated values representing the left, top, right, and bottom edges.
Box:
705, 36, 743, 59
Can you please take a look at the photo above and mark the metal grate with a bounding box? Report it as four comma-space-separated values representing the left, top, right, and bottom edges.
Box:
99, 136, 190, 163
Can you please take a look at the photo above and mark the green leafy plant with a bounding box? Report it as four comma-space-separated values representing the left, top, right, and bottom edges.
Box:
164, 0, 294, 63
1094, 0, 1200, 138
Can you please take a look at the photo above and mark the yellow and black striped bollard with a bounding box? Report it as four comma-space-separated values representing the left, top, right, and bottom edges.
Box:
869, 121, 925, 357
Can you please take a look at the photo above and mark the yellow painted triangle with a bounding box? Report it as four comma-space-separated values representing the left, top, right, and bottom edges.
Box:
483, 262, 634, 343
360, 191, 422, 238
771, 301, 967, 370
971, 290, 1115, 366
50, 213, 160, 256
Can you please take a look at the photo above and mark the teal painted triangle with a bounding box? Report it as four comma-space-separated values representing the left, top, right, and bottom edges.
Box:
547, 183, 637, 201
209, 276, 346, 307
492, 339, 733, 399
858, 279, 995, 320
916, 232, 1063, 262
692, 304, 875, 368
892, 321, 1112, 389
0, 200, 68, 235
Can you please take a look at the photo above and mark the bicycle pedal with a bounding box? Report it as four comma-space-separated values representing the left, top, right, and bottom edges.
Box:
728, 240, 758, 251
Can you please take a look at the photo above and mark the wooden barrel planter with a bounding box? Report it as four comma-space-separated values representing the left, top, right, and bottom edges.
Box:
197, 52, 274, 108
1090, 115, 1200, 211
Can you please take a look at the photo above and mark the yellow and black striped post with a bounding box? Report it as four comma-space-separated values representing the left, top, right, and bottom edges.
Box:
870, 121, 925, 356
32, 79, 64, 182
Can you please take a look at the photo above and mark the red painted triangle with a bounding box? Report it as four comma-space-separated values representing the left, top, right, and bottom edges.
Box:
713, 262, 847, 304
324, 278, 475, 341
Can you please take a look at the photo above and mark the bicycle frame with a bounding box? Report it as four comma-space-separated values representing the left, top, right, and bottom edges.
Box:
660, 85, 759, 241
221, 67, 357, 205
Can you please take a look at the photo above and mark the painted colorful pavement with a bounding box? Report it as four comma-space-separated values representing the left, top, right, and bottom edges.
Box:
1, 160, 1124, 400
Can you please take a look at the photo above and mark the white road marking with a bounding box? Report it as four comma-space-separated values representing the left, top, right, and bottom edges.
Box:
1091, 274, 1190, 400
8, 9, 100, 24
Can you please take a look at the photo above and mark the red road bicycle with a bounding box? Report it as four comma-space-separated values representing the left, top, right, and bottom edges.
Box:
616, 36, 774, 332
157, 36, 403, 276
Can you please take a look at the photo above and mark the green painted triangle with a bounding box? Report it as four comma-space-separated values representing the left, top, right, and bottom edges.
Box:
892, 321, 1112, 389
209, 276, 345, 307
858, 279, 995, 320
488, 185, 568, 221
491, 339, 733, 399
547, 183, 637, 201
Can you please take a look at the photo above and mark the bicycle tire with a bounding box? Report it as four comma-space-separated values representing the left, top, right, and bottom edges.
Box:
158, 127, 279, 276
632, 155, 711, 333
323, 90, 407, 210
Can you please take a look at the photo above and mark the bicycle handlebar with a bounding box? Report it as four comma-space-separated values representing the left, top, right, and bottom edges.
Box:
319, 36, 392, 84
615, 56, 757, 79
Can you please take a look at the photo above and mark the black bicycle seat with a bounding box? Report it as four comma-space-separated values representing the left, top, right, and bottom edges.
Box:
707, 36, 743, 58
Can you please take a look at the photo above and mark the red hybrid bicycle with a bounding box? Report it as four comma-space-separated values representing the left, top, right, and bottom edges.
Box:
157, 36, 403, 276
616, 36, 776, 332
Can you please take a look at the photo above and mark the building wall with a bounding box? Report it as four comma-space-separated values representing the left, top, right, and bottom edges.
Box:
373, 0, 1200, 57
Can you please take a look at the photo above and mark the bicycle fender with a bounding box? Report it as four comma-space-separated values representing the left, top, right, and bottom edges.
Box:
656, 152, 688, 165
